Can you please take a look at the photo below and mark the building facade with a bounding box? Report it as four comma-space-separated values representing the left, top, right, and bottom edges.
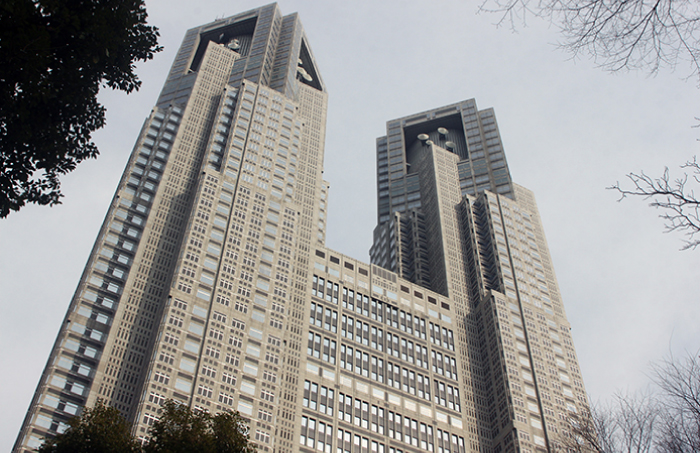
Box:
15, 4, 588, 453
368, 102, 589, 451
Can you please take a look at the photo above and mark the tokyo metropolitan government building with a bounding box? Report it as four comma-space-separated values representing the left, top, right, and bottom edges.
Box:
15, 4, 590, 453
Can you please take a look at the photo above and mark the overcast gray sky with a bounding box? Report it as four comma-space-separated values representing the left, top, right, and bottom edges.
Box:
1, 0, 698, 449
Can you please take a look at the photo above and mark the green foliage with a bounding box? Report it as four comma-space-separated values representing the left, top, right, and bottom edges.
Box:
37, 400, 141, 453
210, 410, 257, 453
37, 400, 255, 453
145, 401, 214, 453
0, 0, 161, 217
145, 400, 256, 453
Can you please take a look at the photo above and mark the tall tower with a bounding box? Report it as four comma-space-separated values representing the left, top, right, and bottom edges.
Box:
15, 5, 590, 453
369, 101, 589, 452
15, 4, 328, 451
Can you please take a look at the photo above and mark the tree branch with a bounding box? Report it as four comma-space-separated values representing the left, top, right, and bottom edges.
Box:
608, 157, 700, 250
479, 0, 700, 85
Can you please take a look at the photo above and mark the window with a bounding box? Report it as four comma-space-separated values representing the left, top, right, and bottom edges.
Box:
265, 352, 279, 365
153, 372, 170, 384
258, 409, 273, 423
225, 353, 239, 367
303, 380, 335, 416
201, 365, 216, 378
218, 391, 234, 406
229, 335, 242, 348
255, 430, 270, 443
205, 346, 220, 359
209, 328, 224, 341
222, 372, 236, 385
148, 392, 166, 406
268, 335, 281, 347
263, 370, 277, 383
260, 389, 275, 402
308, 332, 321, 358
197, 385, 213, 398
159, 352, 175, 365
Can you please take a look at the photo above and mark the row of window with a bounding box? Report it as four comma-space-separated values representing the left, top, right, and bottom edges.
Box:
311, 287, 455, 353
312, 275, 340, 303
310, 302, 338, 333
310, 299, 457, 385
207, 88, 237, 171
334, 425, 466, 453
308, 332, 337, 364
335, 345, 459, 411
303, 380, 335, 416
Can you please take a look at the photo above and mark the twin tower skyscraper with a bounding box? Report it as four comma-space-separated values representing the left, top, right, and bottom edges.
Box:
15, 4, 589, 453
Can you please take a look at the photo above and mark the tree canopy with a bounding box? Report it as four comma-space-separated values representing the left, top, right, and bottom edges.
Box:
37, 400, 141, 453
37, 400, 256, 453
0, 0, 161, 217
145, 400, 257, 453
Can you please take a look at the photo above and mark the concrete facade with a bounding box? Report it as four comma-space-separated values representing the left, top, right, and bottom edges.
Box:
369, 106, 589, 452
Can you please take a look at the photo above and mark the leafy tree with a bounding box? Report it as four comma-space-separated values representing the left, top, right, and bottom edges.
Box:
37, 400, 141, 453
209, 410, 258, 453
37, 399, 255, 453
145, 400, 256, 453
479, 0, 700, 84
145, 401, 214, 453
0, 0, 161, 217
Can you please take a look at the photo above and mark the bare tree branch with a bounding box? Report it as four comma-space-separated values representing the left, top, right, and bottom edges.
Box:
559, 391, 658, 453
559, 353, 700, 453
479, 0, 700, 85
617, 391, 658, 452
558, 404, 609, 452
608, 157, 700, 250
653, 352, 700, 453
